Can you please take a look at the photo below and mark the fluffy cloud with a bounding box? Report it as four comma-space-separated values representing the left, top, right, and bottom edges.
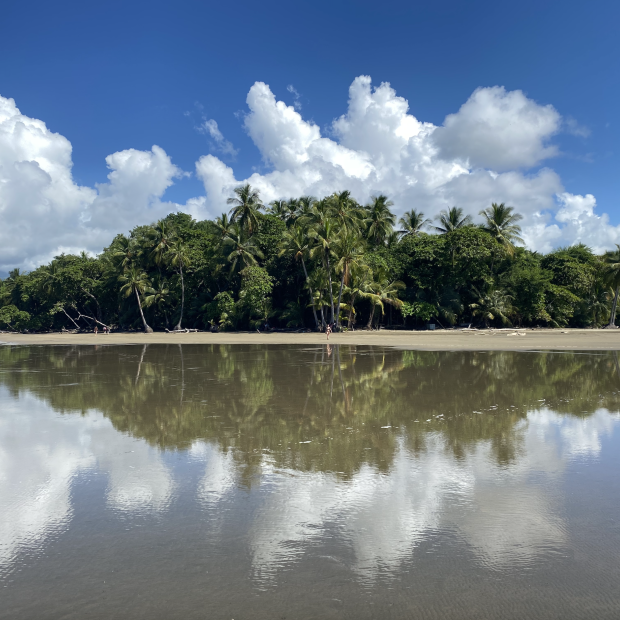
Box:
0, 77, 617, 272
197, 77, 618, 253
433, 86, 561, 170
0, 96, 186, 272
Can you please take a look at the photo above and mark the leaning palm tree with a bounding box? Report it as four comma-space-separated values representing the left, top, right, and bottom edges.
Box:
433, 207, 473, 234
279, 225, 319, 328
222, 224, 264, 274
119, 266, 154, 333
143, 277, 170, 329
365, 195, 396, 246
604, 244, 620, 327
479, 203, 524, 254
227, 183, 264, 236
166, 240, 191, 330
399, 209, 431, 237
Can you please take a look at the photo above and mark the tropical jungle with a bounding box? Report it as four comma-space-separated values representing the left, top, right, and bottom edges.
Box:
1, 185, 620, 332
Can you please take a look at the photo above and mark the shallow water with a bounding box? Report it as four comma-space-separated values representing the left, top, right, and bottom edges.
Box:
1, 344, 620, 619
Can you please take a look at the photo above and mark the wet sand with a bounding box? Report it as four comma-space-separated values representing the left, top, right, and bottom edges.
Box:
2, 328, 620, 350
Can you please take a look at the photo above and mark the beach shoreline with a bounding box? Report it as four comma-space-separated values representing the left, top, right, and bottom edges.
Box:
2, 328, 620, 351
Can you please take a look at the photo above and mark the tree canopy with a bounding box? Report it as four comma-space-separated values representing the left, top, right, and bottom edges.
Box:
0, 189, 616, 332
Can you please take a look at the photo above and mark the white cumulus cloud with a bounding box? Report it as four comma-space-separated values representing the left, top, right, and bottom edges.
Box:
433, 86, 561, 170
0, 95, 189, 272
197, 77, 618, 253
0, 76, 617, 272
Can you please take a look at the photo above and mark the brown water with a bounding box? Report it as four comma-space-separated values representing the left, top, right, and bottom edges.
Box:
1, 344, 620, 619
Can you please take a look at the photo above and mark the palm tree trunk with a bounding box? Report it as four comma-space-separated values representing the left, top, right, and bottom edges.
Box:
335, 272, 345, 329
301, 258, 319, 329
610, 285, 619, 327
320, 305, 325, 330
348, 293, 357, 328
135, 288, 153, 333
175, 261, 185, 330
325, 252, 335, 324
82, 288, 102, 322
366, 303, 375, 329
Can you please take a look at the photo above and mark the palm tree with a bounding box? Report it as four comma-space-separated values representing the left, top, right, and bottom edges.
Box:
149, 221, 176, 268
38, 262, 61, 297
433, 207, 473, 234
480, 203, 524, 254
297, 196, 316, 218
111, 235, 139, 270
297, 199, 326, 230
310, 219, 338, 324
222, 224, 264, 274
227, 184, 264, 236
399, 209, 431, 237
279, 225, 319, 328
119, 266, 153, 333
333, 232, 366, 328
267, 199, 289, 220
365, 195, 396, 245
366, 271, 405, 328
604, 244, 620, 327
585, 281, 611, 327
143, 277, 170, 328
285, 198, 300, 225
213, 213, 235, 240
166, 240, 191, 330
329, 190, 364, 233
344, 265, 375, 329
469, 287, 513, 327
311, 287, 331, 330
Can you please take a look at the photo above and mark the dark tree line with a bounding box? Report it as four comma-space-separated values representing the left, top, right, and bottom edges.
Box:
2, 185, 620, 332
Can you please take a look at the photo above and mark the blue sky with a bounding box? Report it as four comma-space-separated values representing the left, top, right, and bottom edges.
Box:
0, 0, 619, 270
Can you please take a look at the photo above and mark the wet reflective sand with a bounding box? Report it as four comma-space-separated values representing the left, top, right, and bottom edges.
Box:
1, 344, 620, 619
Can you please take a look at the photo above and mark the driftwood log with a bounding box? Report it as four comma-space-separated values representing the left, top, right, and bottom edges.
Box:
165, 328, 200, 333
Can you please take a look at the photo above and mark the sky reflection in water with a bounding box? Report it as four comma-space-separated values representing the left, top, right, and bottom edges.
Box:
1, 344, 620, 619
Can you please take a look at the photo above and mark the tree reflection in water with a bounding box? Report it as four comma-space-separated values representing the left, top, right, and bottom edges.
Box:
1, 344, 618, 482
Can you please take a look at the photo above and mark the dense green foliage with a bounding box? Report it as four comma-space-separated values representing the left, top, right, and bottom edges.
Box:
1, 187, 619, 331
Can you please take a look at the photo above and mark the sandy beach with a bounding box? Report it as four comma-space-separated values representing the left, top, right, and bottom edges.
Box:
2, 328, 620, 351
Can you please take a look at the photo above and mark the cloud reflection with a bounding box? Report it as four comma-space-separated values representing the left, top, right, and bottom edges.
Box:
1, 346, 620, 585
0, 388, 174, 573
248, 409, 618, 580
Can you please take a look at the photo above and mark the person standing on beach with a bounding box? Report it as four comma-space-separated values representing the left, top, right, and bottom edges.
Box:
326, 323, 331, 340
94, 325, 98, 335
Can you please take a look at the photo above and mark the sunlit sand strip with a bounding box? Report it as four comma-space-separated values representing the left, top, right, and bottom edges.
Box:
2, 328, 620, 351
